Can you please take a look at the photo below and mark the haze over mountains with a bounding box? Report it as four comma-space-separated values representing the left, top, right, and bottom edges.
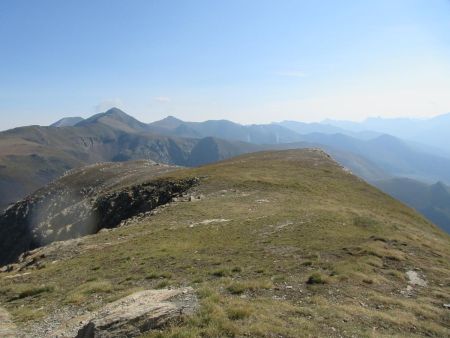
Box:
1, 107, 450, 233
325, 114, 450, 155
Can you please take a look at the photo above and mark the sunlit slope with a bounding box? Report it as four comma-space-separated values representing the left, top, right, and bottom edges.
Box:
1, 149, 449, 337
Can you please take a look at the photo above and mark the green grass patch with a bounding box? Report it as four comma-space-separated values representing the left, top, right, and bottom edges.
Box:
66, 280, 113, 304
227, 279, 273, 295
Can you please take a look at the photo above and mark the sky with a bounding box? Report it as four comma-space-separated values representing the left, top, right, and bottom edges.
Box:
1, 0, 450, 130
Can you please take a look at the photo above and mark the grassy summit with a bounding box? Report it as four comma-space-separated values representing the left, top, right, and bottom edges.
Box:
1, 149, 449, 337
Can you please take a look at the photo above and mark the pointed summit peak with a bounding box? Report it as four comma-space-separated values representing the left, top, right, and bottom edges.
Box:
79, 108, 148, 132
103, 107, 129, 117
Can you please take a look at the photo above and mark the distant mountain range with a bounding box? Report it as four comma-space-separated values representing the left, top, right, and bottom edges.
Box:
276, 120, 382, 140
1, 107, 450, 233
147, 116, 304, 144
324, 113, 450, 154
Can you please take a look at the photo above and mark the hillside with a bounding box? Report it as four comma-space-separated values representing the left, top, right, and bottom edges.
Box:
374, 178, 450, 233
0, 150, 449, 337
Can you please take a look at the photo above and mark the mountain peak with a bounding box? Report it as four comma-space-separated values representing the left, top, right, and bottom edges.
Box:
103, 107, 128, 117
78, 108, 148, 132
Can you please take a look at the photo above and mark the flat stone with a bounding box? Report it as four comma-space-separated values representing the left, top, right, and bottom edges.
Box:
75, 287, 196, 337
406, 270, 427, 287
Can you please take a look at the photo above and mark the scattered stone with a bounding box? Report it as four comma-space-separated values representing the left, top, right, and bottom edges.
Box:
276, 221, 293, 230
400, 284, 414, 297
4, 272, 31, 279
443, 304, 450, 309
256, 199, 270, 203
189, 219, 231, 228
406, 270, 427, 287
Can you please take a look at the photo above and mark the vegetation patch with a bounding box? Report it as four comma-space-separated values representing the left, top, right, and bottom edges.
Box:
9, 285, 54, 301
226, 303, 253, 320
306, 272, 329, 285
10, 307, 46, 322
211, 268, 230, 277
353, 215, 379, 227
154, 280, 170, 289
145, 271, 172, 280
226, 279, 273, 295
66, 280, 113, 304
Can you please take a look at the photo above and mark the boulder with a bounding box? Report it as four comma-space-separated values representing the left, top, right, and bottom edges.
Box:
76, 287, 196, 338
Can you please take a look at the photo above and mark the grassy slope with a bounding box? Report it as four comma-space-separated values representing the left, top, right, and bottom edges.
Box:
1, 149, 449, 337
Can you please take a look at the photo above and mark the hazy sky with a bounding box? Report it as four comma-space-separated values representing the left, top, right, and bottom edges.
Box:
1, 0, 450, 129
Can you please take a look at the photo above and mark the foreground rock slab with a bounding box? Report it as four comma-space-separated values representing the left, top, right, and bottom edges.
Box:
75, 287, 196, 338
0, 307, 17, 338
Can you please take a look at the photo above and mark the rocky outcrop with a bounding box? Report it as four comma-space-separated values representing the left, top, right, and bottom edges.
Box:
92, 179, 197, 230
76, 288, 196, 337
0, 161, 198, 266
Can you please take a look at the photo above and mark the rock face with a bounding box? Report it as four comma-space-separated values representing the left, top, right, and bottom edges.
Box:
75, 288, 196, 338
0, 161, 198, 266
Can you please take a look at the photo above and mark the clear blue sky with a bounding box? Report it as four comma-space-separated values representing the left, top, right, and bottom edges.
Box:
1, 0, 450, 129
